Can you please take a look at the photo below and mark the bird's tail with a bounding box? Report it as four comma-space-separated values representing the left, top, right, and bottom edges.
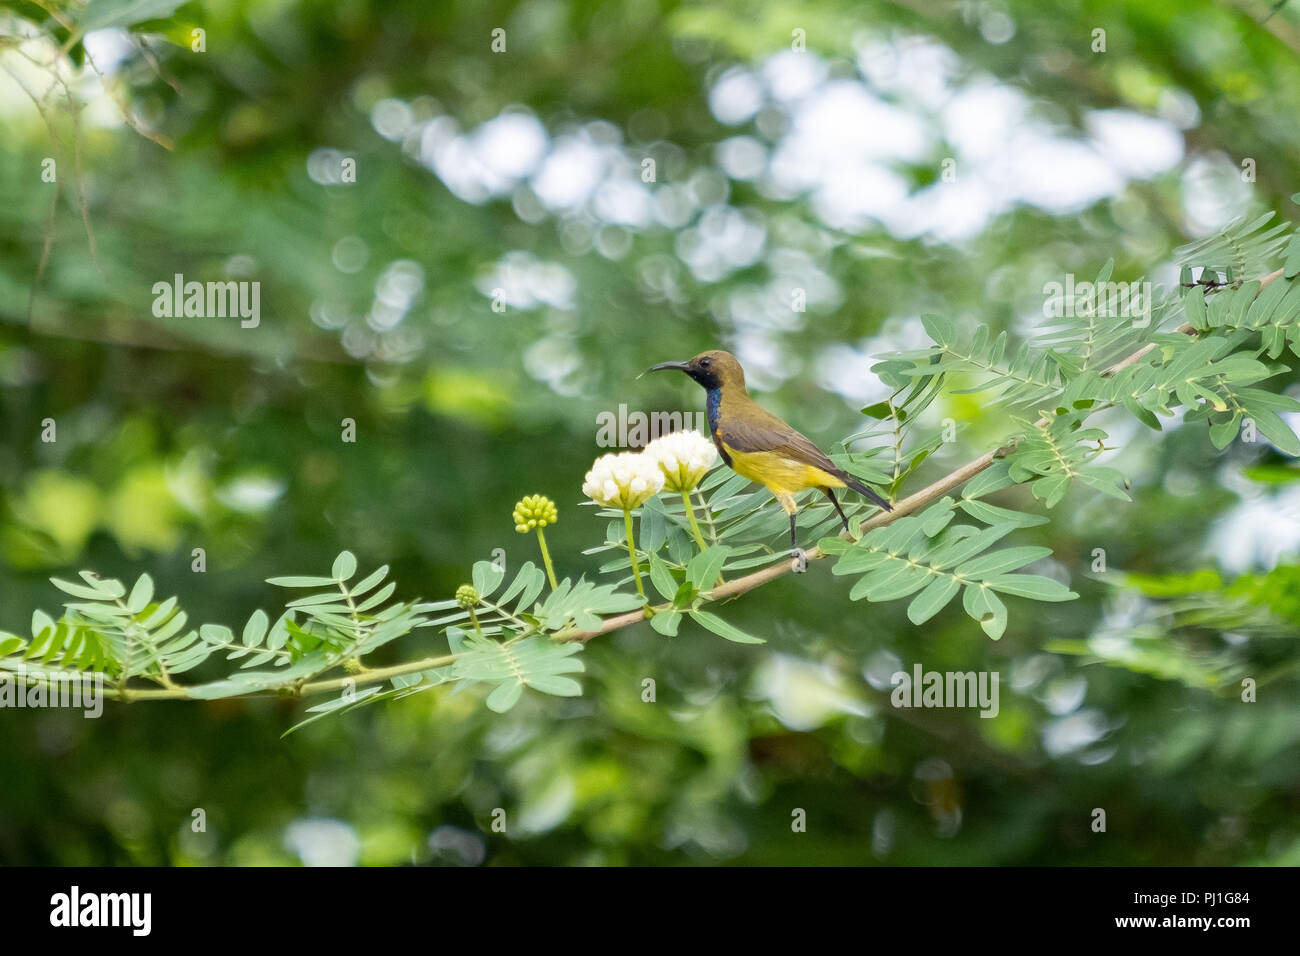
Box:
840, 474, 893, 512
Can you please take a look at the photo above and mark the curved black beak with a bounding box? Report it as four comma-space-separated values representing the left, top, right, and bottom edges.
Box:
638, 360, 690, 380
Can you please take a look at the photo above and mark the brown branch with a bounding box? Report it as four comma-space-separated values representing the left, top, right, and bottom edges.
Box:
59, 652, 460, 702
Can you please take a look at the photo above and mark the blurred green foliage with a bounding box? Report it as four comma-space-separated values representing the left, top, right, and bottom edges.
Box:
1, 0, 1298, 865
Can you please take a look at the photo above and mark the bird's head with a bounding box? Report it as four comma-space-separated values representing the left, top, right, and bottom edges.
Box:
648, 350, 745, 391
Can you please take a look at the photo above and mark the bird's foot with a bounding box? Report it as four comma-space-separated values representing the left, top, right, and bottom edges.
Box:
790, 547, 808, 573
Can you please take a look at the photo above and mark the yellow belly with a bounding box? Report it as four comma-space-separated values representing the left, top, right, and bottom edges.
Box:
724, 445, 844, 494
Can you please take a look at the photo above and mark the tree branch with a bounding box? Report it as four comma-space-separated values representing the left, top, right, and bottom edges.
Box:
18, 267, 1285, 697
75, 652, 459, 701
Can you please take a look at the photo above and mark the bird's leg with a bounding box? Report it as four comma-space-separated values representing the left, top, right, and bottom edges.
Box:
775, 491, 805, 571
824, 487, 850, 534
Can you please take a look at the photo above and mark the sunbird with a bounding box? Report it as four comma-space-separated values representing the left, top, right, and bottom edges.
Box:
650, 350, 892, 550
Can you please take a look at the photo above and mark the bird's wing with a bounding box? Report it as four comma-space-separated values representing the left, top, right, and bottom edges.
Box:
718, 402, 893, 511
718, 411, 842, 476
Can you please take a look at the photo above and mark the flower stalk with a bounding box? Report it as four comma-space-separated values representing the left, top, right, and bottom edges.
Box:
513, 494, 560, 589
535, 527, 557, 590
680, 490, 708, 552
622, 507, 647, 600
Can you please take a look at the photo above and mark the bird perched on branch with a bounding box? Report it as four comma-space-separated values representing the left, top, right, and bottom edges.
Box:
649, 350, 891, 551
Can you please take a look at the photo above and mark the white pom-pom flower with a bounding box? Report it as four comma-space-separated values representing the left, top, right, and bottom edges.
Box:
582, 452, 665, 510
643, 429, 718, 493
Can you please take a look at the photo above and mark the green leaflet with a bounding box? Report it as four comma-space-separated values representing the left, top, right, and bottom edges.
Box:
984, 573, 1077, 602
907, 576, 962, 625
650, 609, 682, 637
332, 551, 358, 581
963, 584, 1009, 640
496, 561, 546, 613
79, 0, 195, 33
648, 555, 680, 602
688, 610, 764, 644
954, 546, 1053, 578
471, 559, 506, 599
686, 545, 731, 590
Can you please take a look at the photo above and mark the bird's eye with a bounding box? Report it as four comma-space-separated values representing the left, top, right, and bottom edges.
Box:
700, 357, 712, 368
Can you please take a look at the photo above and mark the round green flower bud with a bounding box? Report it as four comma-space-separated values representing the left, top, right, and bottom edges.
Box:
456, 584, 480, 609
512, 494, 558, 532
